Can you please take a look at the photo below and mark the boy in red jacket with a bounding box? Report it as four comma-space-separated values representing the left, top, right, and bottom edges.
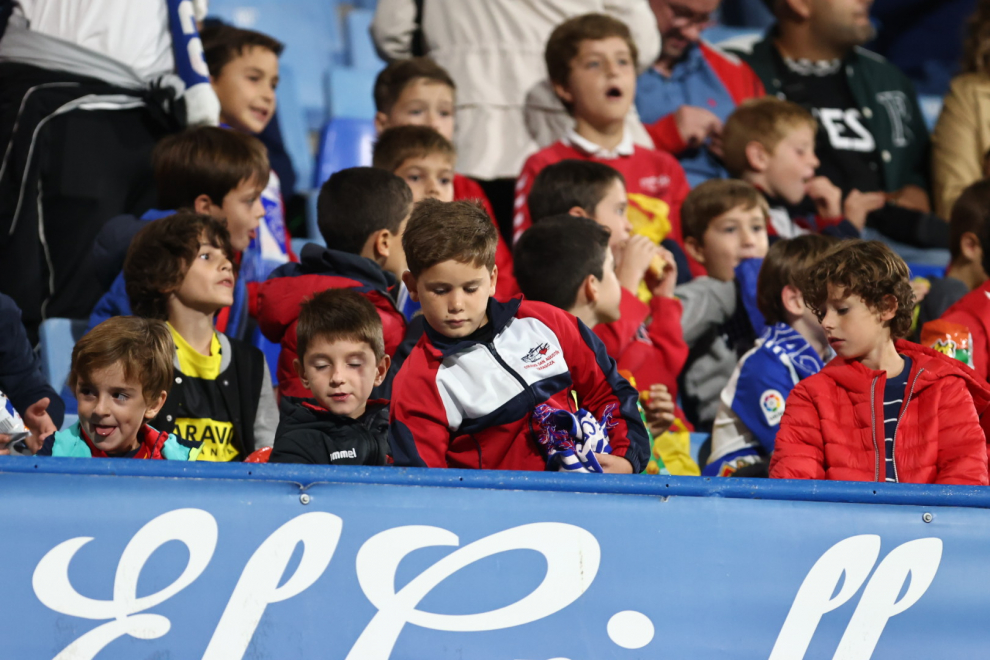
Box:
388, 199, 649, 472
512, 13, 693, 276
771, 240, 990, 485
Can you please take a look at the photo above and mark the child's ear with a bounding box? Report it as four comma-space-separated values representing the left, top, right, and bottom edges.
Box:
879, 294, 898, 323
568, 206, 592, 219
374, 112, 390, 135
781, 284, 806, 317
551, 80, 574, 107
961, 231, 982, 261
144, 391, 168, 420
745, 141, 770, 173
489, 264, 499, 296
683, 236, 706, 265
401, 271, 420, 302
293, 358, 308, 388
375, 228, 392, 260
374, 354, 391, 387
193, 194, 216, 216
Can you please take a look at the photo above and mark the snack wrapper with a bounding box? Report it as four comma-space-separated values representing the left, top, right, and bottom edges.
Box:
920, 319, 973, 368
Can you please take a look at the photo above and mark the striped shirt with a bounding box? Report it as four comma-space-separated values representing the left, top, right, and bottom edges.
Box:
882, 356, 912, 482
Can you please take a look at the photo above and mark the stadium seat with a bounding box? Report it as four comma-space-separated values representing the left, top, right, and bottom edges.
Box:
313, 116, 377, 187
38, 318, 89, 418
345, 8, 385, 70
274, 65, 314, 195
918, 94, 943, 132
327, 66, 379, 120
907, 262, 947, 281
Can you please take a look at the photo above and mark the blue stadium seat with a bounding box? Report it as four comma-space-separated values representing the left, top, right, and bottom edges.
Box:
274, 65, 314, 195
345, 8, 385, 70
907, 262, 947, 281
327, 66, 379, 120
918, 94, 943, 132
38, 318, 89, 418
310, 116, 376, 239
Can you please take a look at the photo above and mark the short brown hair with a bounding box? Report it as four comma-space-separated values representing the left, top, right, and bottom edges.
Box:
372, 125, 456, 173
402, 199, 497, 277
681, 179, 769, 243
124, 212, 234, 321
373, 57, 456, 114
317, 167, 412, 253
70, 317, 174, 405
545, 14, 638, 109
528, 160, 625, 222
802, 240, 915, 340
201, 24, 283, 78
950, 179, 990, 263
296, 289, 385, 362
153, 126, 269, 209
757, 234, 836, 325
722, 97, 817, 177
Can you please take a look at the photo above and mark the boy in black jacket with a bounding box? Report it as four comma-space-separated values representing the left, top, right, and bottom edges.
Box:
269, 289, 391, 465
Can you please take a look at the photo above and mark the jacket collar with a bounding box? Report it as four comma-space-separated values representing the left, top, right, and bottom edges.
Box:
285, 396, 389, 427
564, 127, 634, 158
297, 242, 398, 291
423, 296, 523, 358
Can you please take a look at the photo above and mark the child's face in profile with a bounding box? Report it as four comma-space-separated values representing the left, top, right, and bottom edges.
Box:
687, 203, 769, 281
593, 247, 623, 325
212, 177, 265, 252
211, 46, 279, 134
171, 239, 235, 314
377, 78, 455, 142
555, 37, 636, 129
763, 124, 820, 205
591, 178, 632, 249
296, 337, 389, 419
395, 154, 455, 203
74, 362, 166, 454
819, 286, 895, 361
405, 260, 498, 338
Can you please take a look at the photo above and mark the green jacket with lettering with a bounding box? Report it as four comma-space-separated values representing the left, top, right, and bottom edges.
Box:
737, 30, 930, 194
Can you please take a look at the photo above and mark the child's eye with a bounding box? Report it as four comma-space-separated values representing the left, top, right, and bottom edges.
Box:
723, 226, 737, 234
440, 110, 452, 117
406, 174, 421, 182
752, 224, 766, 233
837, 308, 849, 315
348, 363, 363, 369
465, 286, 479, 294
78, 387, 94, 397
440, 177, 452, 185
113, 393, 128, 402
617, 57, 631, 67
432, 288, 448, 295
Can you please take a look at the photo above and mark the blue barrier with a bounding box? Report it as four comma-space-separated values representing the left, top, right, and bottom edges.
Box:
3, 458, 988, 658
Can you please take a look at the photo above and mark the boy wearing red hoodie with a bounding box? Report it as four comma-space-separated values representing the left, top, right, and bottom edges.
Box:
771, 240, 989, 485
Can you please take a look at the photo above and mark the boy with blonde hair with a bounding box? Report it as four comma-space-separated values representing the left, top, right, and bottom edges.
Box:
38, 317, 202, 460
389, 199, 649, 472
513, 14, 695, 275
772, 241, 989, 485
722, 97, 884, 241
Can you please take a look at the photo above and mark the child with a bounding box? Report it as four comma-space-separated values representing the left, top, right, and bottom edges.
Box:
771, 240, 989, 485
269, 289, 391, 466
917, 180, 990, 333
722, 97, 885, 241
89, 126, 269, 338
256, 168, 410, 398
38, 317, 202, 460
389, 199, 650, 472
373, 57, 519, 297
707, 234, 834, 477
513, 14, 693, 275
201, 24, 293, 281
373, 125, 456, 205
124, 212, 278, 461
676, 179, 770, 430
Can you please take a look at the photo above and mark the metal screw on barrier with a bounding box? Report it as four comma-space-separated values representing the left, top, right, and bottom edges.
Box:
922, 512, 933, 523
300, 493, 311, 505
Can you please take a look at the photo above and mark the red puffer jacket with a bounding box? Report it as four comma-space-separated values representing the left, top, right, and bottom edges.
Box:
770, 340, 990, 485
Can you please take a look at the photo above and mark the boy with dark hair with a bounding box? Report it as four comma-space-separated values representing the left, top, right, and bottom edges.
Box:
269, 289, 391, 466
88, 126, 270, 338
513, 13, 693, 277
201, 24, 293, 283
707, 234, 834, 477
38, 317, 201, 460
676, 179, 770, 430
390, 199, 650, 472
373, 125, 456, 205
256, 167, 411, 398
771, 240, 990, 485
373, 57, 519, 298
124, 212, 278, 461
722, 97, 884, 241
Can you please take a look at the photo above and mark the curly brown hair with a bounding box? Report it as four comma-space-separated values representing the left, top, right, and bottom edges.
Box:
963, 0, 990, 75
124, 212, 234, 321
802, 240, 915, 340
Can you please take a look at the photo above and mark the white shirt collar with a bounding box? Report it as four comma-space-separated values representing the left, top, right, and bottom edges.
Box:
564, 127, 634, 159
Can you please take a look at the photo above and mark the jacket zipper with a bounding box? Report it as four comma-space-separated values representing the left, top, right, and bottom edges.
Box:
484, 341, 540, 443
870, 376, 881, 482
889, 368, 924, 483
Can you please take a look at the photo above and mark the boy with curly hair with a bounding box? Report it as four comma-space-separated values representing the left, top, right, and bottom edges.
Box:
771, 240, 990, 485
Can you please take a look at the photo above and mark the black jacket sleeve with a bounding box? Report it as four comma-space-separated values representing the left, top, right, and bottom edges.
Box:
0, 294, 64, 429
269, 429, 324, 464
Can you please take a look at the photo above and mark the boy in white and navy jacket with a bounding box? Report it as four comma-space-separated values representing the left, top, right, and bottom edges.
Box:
388, 199, 649, 472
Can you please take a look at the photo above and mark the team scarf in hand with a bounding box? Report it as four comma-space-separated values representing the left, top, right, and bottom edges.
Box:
533, 404, 617, 473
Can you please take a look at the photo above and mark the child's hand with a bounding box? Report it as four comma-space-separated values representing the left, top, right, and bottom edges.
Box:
0, 433, 11, 456
844, 190, 887, 230
23, 397, 56, 454
674, 105, 723, 151
642, 384, 676, 437
886, 184, 930, 213
805, 176, 842, 219
597, 453, 633, 473
615, 235, 659, 294
647, 246, 678, 299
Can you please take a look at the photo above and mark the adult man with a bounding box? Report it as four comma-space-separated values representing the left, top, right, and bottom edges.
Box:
738, 0, 945, 256
636, 0, 765, 187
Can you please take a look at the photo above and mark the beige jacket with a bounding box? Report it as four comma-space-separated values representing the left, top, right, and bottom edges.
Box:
370, 0, 661, 180
932, 72, 990, 219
